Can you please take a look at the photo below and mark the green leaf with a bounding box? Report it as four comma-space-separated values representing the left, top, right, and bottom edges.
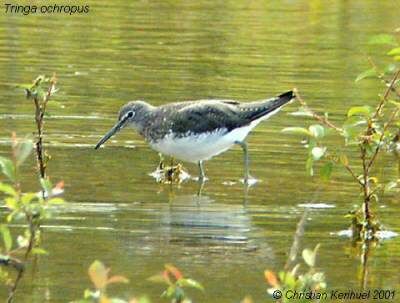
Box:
320, 162, 333, 181
0, 157, 16, 182
289, 107, 314, 117
281, 127, 312, 137
388, 47, 400, 56
178, 278, 204, 291
347, 106, 372, 118
368, 34, 397, 46
339, 154, 349, 166
389, 100, 400, 108
88, 260, 108, 290
48, 197, 64, 205
309, 124, 325, 138
311, 147, 326, 161
355, 69, 377, 82
0, 183, 17, 197
15, 140, 33, 166
0, 225, 12, 252
32, 248, 48, 255
40, 178, 53, 194
21, 193, 39, 205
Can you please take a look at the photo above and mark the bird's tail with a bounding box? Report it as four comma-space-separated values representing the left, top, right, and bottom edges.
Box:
241, 90, 295, 122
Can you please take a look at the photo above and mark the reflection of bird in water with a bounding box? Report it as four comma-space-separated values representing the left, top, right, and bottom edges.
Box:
122, 193, 275, 265
95, 91, 294, 183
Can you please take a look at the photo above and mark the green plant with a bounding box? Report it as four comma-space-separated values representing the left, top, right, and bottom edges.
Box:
148, 264, 204, 303
18, 74, 57, 180
265, 244, 326, 303
73, 260, 140, 303
282, 31, 400, 241
0, 74, 61, 302
0, 134, 64, 302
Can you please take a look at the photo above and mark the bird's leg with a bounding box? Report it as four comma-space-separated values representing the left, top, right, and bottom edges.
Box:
157, 153, 164, 170
198, 160, 206, 182
235, 140, 250, 183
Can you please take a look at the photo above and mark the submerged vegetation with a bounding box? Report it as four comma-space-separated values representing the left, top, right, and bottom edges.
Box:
283, 32, 400, 242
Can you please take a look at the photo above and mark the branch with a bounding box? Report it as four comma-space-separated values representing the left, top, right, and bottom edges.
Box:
368, 57, 400, 98
293, 88, 343, 133
373, 69, 400, 119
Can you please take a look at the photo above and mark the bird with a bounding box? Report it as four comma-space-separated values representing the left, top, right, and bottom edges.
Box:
95, 91, 295, 182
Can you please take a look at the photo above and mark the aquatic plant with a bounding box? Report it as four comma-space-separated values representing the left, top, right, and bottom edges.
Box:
148, 264, 204, 303
0, 75, 62, 302
0, 135, 64, 302
264, 244, 326, 303
74, 262, 202, 303
283, 30, 400, 241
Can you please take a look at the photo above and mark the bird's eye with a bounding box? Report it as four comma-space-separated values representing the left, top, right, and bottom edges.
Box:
127, 111, 134, 118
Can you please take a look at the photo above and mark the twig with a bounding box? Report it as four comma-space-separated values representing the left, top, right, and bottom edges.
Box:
373, 69, 400, 119
367, 108, 400, 171
343, 164, 363, 186
284, 210, 308, 271
294, 88, 343, 133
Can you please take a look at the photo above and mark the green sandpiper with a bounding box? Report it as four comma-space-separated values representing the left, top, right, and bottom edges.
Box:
95, 91, 295, 182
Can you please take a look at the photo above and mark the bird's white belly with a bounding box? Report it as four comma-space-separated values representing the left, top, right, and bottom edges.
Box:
150, 124, 255, 163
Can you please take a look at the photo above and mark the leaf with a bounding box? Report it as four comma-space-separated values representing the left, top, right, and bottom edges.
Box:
302, 244, 320, 267
21, 193, 39, 205
387, 47, 400, 56
0, 183, 17, 197
148, 273, 168, 284
32, 248, 48, 255
0, 225, 12, 252
281, 127, 312, 137
368, 34, 397, 46
389, 100, 400, 109
309, 124, 325, 138
355, 68, 377, 82
165, 264, 183, 280
178, 278, 204, 291
88, 260, 109, 290
40, 178, 53, 194
264, 270, 279, 287
0, 156, 16, 182
347, 106, 372, 118
311, 147, 326, 161
15, 140, 33, 166
320, 162, 333, 181
289, 107, 314, 117
339, 154, 349, 166
302, 249, 315, 267
107, 275, 129, 285
48, 197, 64, 205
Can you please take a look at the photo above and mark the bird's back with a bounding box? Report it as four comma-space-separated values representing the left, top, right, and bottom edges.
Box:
143, 91, 293, 143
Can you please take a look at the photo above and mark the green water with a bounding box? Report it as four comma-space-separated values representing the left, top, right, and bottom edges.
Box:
0, 1, 399, 302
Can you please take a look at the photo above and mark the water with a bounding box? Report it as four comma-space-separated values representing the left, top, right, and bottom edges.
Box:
0, 1, 400, 302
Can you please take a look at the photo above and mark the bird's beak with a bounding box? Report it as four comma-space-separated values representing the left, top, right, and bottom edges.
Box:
94, 118, 127, 149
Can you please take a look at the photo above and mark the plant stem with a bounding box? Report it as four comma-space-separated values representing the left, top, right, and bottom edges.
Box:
294, 88, 343, 133
373, 69, 400, 119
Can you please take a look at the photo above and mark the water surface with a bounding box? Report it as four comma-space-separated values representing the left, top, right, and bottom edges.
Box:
0, 1, 399, 302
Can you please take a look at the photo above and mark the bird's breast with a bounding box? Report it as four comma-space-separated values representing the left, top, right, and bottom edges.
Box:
149, 124, 255, 162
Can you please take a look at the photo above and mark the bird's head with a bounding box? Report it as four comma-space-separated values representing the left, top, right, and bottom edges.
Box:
95, 101, 152, 149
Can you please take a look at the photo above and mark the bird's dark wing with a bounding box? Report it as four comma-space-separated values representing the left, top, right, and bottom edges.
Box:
147, 91, 294, 140
169, 101, 242, 136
